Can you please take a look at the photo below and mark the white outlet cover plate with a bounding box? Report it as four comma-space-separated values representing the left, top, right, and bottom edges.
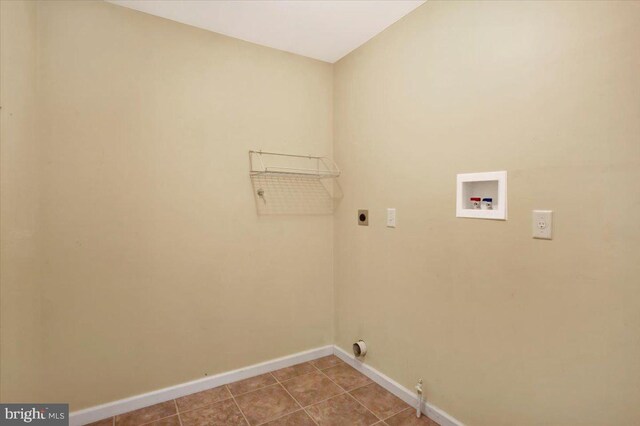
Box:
533, 210, 553, 239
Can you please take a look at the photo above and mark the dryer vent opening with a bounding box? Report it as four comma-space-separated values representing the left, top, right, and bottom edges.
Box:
353, 340, 367, 358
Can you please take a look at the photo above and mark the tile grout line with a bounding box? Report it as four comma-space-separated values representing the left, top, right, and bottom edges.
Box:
229, 373, 281, 398
254, 408, 302, 426
275, 360, 346, 423
275, 362, 348, 412
301, 390, 347, 410
273, 368, 319, 386
346, 380, 374, 393
346, 392, 385, 425
381, 406, 413, 422
229, 372, 296, 425
300, 406, 320, 426
113, 357, 373, 426
254, 408, 311, 426
298, 389, 354, 426
272, 380, 303, 412
226, 384, 252, 426
315, 364, 356, 394
115, 399, 181, 426
316, 365, 383, 425
173, 400, 183, 426
132, 401, 183, 426
112, 360, 332, 426
173, 395, 235, 417
349, 383, 411, 421
134, 416, 172, 426
330, 358, 436, 424
310, 357, 345, 372
137, 412, 180, 426
274, 380, 319, 426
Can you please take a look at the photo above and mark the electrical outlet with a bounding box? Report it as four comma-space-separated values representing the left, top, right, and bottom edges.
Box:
358, 210, 368, 226
532, 210, 553, 239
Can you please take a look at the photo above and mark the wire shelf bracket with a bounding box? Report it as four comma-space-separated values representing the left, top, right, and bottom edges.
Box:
249, 150, 341, 179
249, 150, 342, 215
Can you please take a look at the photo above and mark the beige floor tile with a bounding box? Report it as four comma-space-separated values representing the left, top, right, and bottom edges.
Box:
228, 373, 277, 396
384, 408, 440, 426
306, 393, 378, 426
309, 356, 344, 370
350, 383, 408, 419
234, 384, 300, 425
86, 418, 113, 426
115, 401, 177, 426
180, 398, 247, 426
322, 364, 372, 391
176, 386, 232, 412
145, 415, 181, 426
280, 370, 343, 407
271, 362, 316, 382
259, 409, 316, 426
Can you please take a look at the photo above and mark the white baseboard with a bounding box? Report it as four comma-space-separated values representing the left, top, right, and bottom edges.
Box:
69, 345, 333, 426
333, 346, 464, 426
70, 344, 462, 426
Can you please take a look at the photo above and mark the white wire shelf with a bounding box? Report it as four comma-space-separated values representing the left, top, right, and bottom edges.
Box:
249, 150, 341, 179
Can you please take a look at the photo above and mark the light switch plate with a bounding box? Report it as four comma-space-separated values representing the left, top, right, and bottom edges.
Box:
386, 208, 396, 228
533, 210, 553, 239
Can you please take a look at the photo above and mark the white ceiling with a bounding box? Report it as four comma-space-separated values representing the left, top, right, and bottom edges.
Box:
107, 0, 425, 63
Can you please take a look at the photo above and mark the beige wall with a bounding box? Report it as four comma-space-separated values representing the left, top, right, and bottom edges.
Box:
0, 0, 43, 402
333, 1, 640, 425
3, 0, 640, 422
1, 0, 334, 409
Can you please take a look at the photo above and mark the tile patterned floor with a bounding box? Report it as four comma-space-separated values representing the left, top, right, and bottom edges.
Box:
87, 355, 439, 426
